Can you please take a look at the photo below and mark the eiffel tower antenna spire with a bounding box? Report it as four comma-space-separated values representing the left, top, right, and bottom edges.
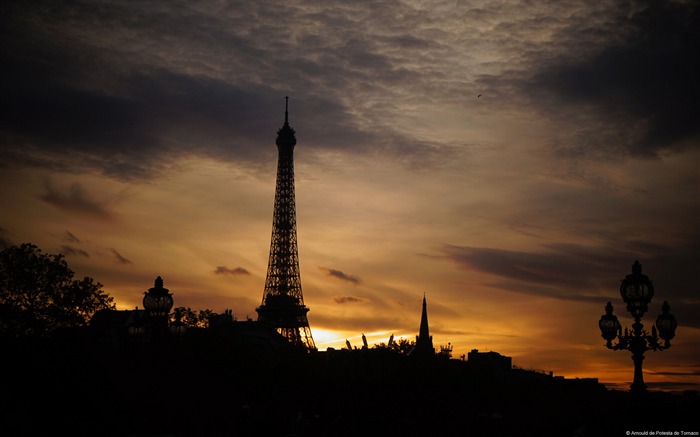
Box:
256, 97, 316, 350
285, 96, 289, 124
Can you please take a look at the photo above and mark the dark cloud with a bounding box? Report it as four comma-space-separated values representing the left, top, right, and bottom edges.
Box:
482, 280, 604, 304
109, 248, 132, 265
0, 0, 465, 180
651, 369, 700, 377
332, 295, 368, 304
644, 381, 700, 393
442, 244, 621, 293
320, 267, 361, 285
442, 237, 700, 328
39, 180, 115, 221
60, 245, 90, 258
0, 2, 272, 178
1, 42, 281, 180
64, 231, 81, 243
214, 266, 250, 276
521, 0, 700, 157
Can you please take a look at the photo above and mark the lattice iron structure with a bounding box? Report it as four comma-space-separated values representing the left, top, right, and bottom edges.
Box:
256, 97, 316, 350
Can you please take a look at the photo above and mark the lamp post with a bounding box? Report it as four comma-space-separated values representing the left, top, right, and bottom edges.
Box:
143, 276, 174, 341
599, 261, 677, 393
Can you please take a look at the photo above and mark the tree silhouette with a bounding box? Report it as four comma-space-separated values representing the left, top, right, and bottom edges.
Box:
0, 243, 115, 338
171, 306, 217, 328
373, 337, 416, 354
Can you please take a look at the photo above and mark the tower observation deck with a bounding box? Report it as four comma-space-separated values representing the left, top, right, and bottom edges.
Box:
256, 97, 316, 350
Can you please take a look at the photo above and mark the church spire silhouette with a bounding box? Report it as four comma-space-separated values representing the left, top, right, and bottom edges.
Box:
415, 293, 434, 356
256, 97, 316, 350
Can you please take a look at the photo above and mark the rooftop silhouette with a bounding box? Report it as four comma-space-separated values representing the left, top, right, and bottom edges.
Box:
1, 239, 696, 437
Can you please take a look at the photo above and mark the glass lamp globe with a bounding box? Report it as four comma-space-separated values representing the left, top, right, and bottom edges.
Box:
143, 276, 174, 318
620, 261, 654, 319
655, 301, 677, 341
599, 302, 621, 342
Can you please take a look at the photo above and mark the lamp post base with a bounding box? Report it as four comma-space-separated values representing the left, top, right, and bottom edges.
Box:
630, 381, 648, 394
631, 351, 647, 394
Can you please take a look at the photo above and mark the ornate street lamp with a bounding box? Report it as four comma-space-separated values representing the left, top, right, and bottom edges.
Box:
143, 276, 174, 336
599, 261, 677, 393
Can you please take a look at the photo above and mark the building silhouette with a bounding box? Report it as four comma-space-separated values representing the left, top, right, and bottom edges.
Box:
467, 349, 512, 372
256, 97, 316, 350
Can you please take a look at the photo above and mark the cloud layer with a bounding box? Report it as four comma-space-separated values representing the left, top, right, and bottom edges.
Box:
1, 0, 697, 390
5, 1, 696, 180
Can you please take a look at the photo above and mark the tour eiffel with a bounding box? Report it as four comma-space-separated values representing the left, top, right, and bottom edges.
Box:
256, 97, 316, 350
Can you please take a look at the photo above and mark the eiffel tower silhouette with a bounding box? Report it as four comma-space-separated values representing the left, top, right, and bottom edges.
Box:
256, 97, 316, 350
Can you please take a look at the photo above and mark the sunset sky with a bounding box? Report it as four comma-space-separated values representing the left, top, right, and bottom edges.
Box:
1, 0, 698, 391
